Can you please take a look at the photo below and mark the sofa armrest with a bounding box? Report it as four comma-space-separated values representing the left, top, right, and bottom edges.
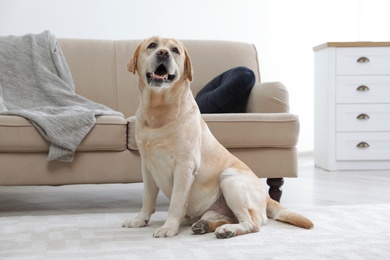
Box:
246, 82, 289, 113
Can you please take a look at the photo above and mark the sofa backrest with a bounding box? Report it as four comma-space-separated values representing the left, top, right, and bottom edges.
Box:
59, 38, 260, 118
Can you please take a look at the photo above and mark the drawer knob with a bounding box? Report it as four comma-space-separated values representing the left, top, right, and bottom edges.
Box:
357, 142, 370, 148
356, 113, 370, 120
357, 56, 370, 63
356, 85, 370, 92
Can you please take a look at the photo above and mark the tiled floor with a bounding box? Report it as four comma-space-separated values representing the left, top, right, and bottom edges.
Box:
1, 156, 390, 217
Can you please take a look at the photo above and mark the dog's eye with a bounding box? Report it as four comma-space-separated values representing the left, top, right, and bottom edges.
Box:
172, 47, 180, 54
147, 42, 157, 49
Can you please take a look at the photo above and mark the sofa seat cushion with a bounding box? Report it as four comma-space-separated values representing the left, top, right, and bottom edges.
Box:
203, 113, 299, 148
127, 113, 299, 150
0, 115, 127, 152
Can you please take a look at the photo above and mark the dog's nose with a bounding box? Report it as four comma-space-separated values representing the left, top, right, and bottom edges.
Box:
157, 49, 170, 60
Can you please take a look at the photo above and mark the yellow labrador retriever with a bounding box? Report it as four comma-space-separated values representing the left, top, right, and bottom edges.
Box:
122, 36, 313, 238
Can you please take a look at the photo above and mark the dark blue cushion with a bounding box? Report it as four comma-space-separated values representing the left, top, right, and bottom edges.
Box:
195, 66, 255, 113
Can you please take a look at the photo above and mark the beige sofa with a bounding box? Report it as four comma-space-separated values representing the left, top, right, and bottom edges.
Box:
0, 38, 299, 202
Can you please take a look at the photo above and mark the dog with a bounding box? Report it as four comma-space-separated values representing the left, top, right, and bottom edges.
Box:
122, 36, 313, 238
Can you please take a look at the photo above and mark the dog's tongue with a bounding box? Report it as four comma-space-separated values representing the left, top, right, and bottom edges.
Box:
153, 73, 168, 80
147, 71, 171, 85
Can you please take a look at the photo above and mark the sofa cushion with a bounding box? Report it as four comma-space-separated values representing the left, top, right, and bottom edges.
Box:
0, 115, 127, 152
195, 66, 255, 113
203, 113, 299, 148
127, 113, 299, 150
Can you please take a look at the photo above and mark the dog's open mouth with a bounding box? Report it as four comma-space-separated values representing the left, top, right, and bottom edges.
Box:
146, 64, 175, 86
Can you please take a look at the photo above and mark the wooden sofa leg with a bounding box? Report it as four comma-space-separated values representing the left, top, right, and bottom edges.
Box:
266, 178, 284, 202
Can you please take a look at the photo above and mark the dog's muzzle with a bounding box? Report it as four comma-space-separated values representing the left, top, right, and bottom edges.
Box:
146, 64, 176, 86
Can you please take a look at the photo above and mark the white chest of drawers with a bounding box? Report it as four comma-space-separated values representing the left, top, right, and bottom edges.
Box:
314, 42, 390, 171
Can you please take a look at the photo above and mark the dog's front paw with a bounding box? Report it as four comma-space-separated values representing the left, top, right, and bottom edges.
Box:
153, 226, 178, 238
122, 218, 149, 228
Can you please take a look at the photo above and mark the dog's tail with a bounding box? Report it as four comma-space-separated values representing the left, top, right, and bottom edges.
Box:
266, 198, 314, 229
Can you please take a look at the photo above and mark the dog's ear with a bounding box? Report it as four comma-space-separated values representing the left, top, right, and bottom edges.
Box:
127, 42, 142, 74
184, 48, 193, 82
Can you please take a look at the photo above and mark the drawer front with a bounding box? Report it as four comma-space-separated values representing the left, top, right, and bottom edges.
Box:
336, 133, 390, 161
336, 47, 390, 75
336, 104, 390, 132
336, 76, 390, 103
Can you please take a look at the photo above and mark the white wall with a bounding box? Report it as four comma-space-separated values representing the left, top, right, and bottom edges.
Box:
1, 0, 390, 152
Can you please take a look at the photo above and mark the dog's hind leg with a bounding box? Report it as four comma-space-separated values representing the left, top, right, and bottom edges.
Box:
214, 168, 267, 239
191, 210, 235, 235
214, 208, 260, 238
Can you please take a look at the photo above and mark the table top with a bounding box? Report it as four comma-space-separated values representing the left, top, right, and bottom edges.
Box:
313, 42, 390, 51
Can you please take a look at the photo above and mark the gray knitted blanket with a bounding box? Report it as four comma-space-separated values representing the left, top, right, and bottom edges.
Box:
0, 31, 123, 162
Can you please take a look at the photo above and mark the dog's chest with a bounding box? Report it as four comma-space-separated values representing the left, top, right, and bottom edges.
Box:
136, 126, 180, 194
138, 128, 175, 165
135, 108, 203, 200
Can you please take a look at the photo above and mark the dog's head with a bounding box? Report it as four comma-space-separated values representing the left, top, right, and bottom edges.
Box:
128, 36, 193, 88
